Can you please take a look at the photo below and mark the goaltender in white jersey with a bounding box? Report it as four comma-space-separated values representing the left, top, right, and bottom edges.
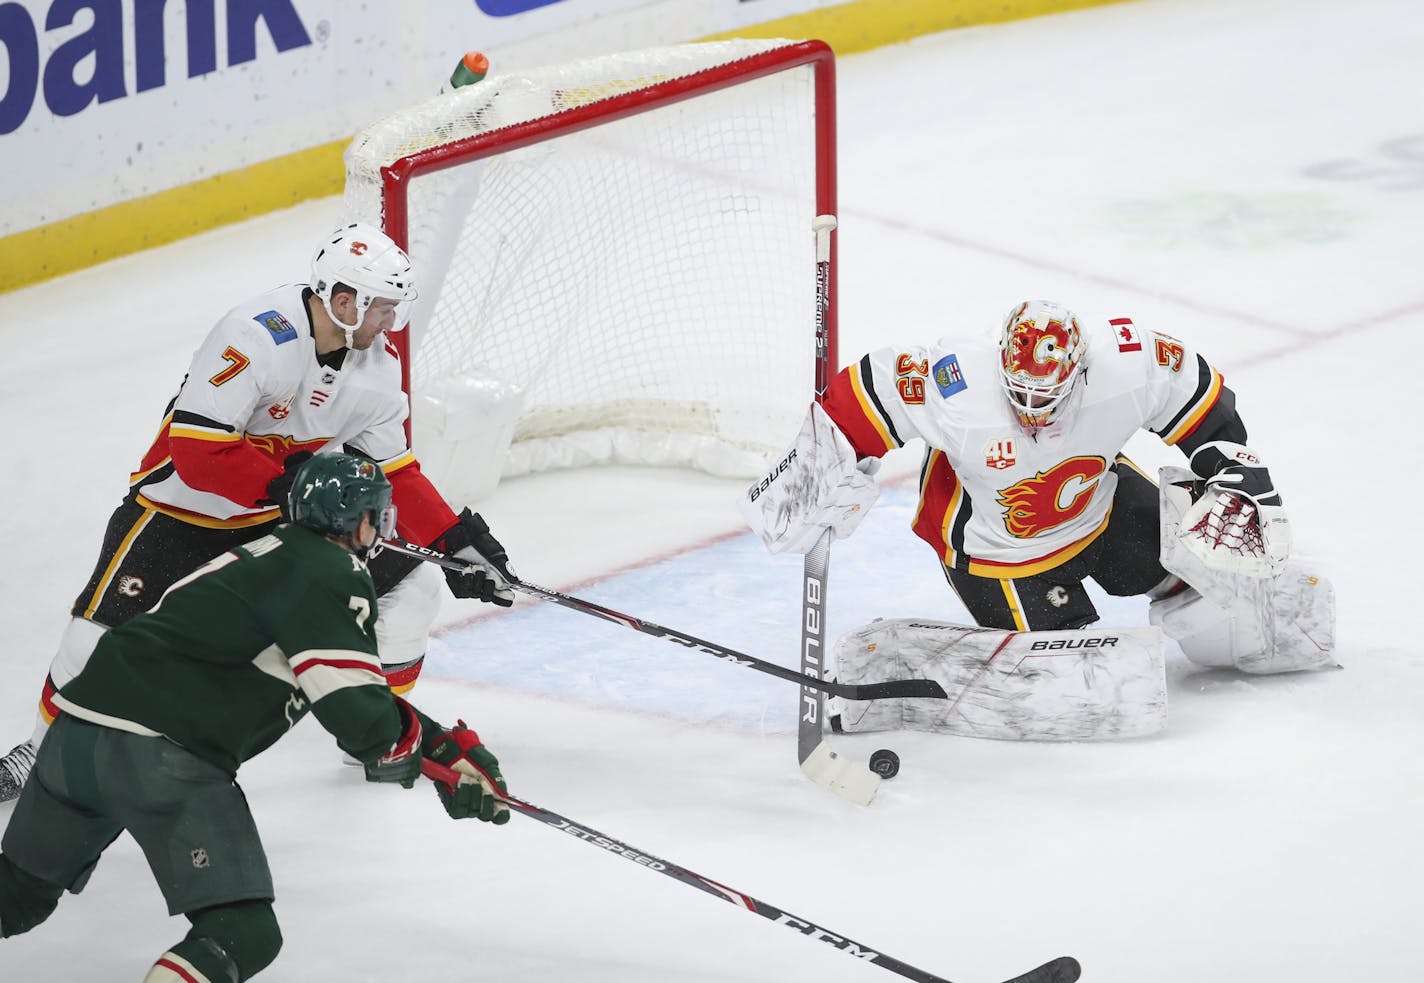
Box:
742, 301, 1335, 741
837, 317, 1218, 578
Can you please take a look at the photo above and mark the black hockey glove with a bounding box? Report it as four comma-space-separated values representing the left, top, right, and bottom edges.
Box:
259, 450, 315, 519
431, 508, 516, 606
1187, 441, 1281, 507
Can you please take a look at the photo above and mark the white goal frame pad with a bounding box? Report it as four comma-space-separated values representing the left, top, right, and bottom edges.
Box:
832, 620, 1167, 741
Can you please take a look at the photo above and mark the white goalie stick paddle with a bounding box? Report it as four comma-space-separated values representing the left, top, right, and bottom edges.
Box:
799, 529, 882, 805
420, 758, 1082, 983
378, 538, 948, 703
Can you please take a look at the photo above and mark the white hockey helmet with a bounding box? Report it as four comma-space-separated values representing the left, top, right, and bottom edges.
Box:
997, 300, 1087, 432
310, 223, 418, 342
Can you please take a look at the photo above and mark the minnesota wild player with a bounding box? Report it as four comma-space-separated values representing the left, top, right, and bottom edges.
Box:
0, 453, 509, 981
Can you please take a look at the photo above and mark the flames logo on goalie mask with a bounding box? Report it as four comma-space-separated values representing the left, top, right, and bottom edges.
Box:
997, 301, 1086, 431
996, 457, 1106, 538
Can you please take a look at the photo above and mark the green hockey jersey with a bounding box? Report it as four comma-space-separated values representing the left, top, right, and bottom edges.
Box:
56, 524, 402, 776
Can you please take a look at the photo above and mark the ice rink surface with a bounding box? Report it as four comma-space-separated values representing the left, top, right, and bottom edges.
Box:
3, 0, 1423, 979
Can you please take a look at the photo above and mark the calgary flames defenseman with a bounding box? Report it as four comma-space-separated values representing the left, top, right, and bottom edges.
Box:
741, 300, 1335, 688
0, 224, 516, 803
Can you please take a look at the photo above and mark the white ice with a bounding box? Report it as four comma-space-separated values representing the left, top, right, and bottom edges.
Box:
3, 0, 1422, 979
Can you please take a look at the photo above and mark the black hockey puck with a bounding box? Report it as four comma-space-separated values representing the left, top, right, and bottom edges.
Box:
869, 748, 900, 779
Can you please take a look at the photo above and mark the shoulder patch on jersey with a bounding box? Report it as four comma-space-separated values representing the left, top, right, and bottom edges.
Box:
1109, 317, 1142, 353
254, 310, 299, 345
932, 354, 967, 397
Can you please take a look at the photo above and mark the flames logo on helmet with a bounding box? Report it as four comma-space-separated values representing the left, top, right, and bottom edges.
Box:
996, 301, 1086, 432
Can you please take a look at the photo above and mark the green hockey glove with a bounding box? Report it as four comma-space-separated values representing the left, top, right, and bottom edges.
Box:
426, 721, 510, 824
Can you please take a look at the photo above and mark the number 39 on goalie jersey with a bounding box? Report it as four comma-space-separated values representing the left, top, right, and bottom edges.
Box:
820, 316, 1234, 577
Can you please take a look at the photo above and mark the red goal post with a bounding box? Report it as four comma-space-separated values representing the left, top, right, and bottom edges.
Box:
341, 39, 837, 504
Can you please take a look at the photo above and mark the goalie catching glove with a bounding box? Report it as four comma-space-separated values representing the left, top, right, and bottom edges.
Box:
432, 507, 516, 606
1179, 441, 1291, 577
426, 721, 510, 824
739, 402, 880, 555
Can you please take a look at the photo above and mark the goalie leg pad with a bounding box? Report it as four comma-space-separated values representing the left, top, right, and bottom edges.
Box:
1148, 588, 1261, 669
832, 619, 1167, 741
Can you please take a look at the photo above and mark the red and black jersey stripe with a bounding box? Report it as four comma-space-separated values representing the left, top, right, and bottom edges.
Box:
1156, 354, 1232, 446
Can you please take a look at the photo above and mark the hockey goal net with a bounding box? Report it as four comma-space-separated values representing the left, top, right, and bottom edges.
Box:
341, 39, 837, 504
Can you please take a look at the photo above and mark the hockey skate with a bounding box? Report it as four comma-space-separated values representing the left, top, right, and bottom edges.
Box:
0, 740, 37, 803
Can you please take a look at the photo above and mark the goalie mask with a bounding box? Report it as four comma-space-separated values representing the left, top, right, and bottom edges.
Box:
310, 223, 418, 346
997, 300, 1086, 433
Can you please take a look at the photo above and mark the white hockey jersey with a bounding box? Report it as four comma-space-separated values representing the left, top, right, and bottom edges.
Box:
130, 285, 447, 541
822, 315, 1229, 578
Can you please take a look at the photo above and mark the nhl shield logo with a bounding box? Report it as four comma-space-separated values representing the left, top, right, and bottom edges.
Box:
191, 848, 210, 869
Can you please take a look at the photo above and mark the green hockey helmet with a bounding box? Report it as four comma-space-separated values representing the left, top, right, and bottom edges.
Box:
288, 452, 396, 542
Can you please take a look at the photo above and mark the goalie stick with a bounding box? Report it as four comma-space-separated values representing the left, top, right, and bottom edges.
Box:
797, 529, 882, 805
379, 538, 948, 703
795, 214, 884, 805
420, 758, 1081, 983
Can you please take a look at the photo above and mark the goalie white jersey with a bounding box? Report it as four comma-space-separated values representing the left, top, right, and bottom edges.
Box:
131, 284, 412, 526
822, 316, 1229, 576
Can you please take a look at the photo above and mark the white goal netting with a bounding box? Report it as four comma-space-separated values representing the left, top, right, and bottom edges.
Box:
341, 39, 831, 504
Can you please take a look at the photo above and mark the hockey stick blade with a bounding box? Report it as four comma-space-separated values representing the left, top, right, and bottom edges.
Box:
796, 529, 884, 805
800, 741, 879, 806
379, 538, 947, 702
1002, 956, 1081, 983
420, 759, 1079, 983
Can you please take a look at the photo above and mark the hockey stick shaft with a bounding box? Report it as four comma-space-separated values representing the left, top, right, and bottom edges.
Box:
419, 758, 1079, 983
798, 528, 832, 764
380, 538, 946, 702
794, 217, 880, 804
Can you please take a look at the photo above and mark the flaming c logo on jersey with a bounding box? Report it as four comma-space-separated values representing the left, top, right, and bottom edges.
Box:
246, 433, 322, 460
996, 457, 1107, 538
